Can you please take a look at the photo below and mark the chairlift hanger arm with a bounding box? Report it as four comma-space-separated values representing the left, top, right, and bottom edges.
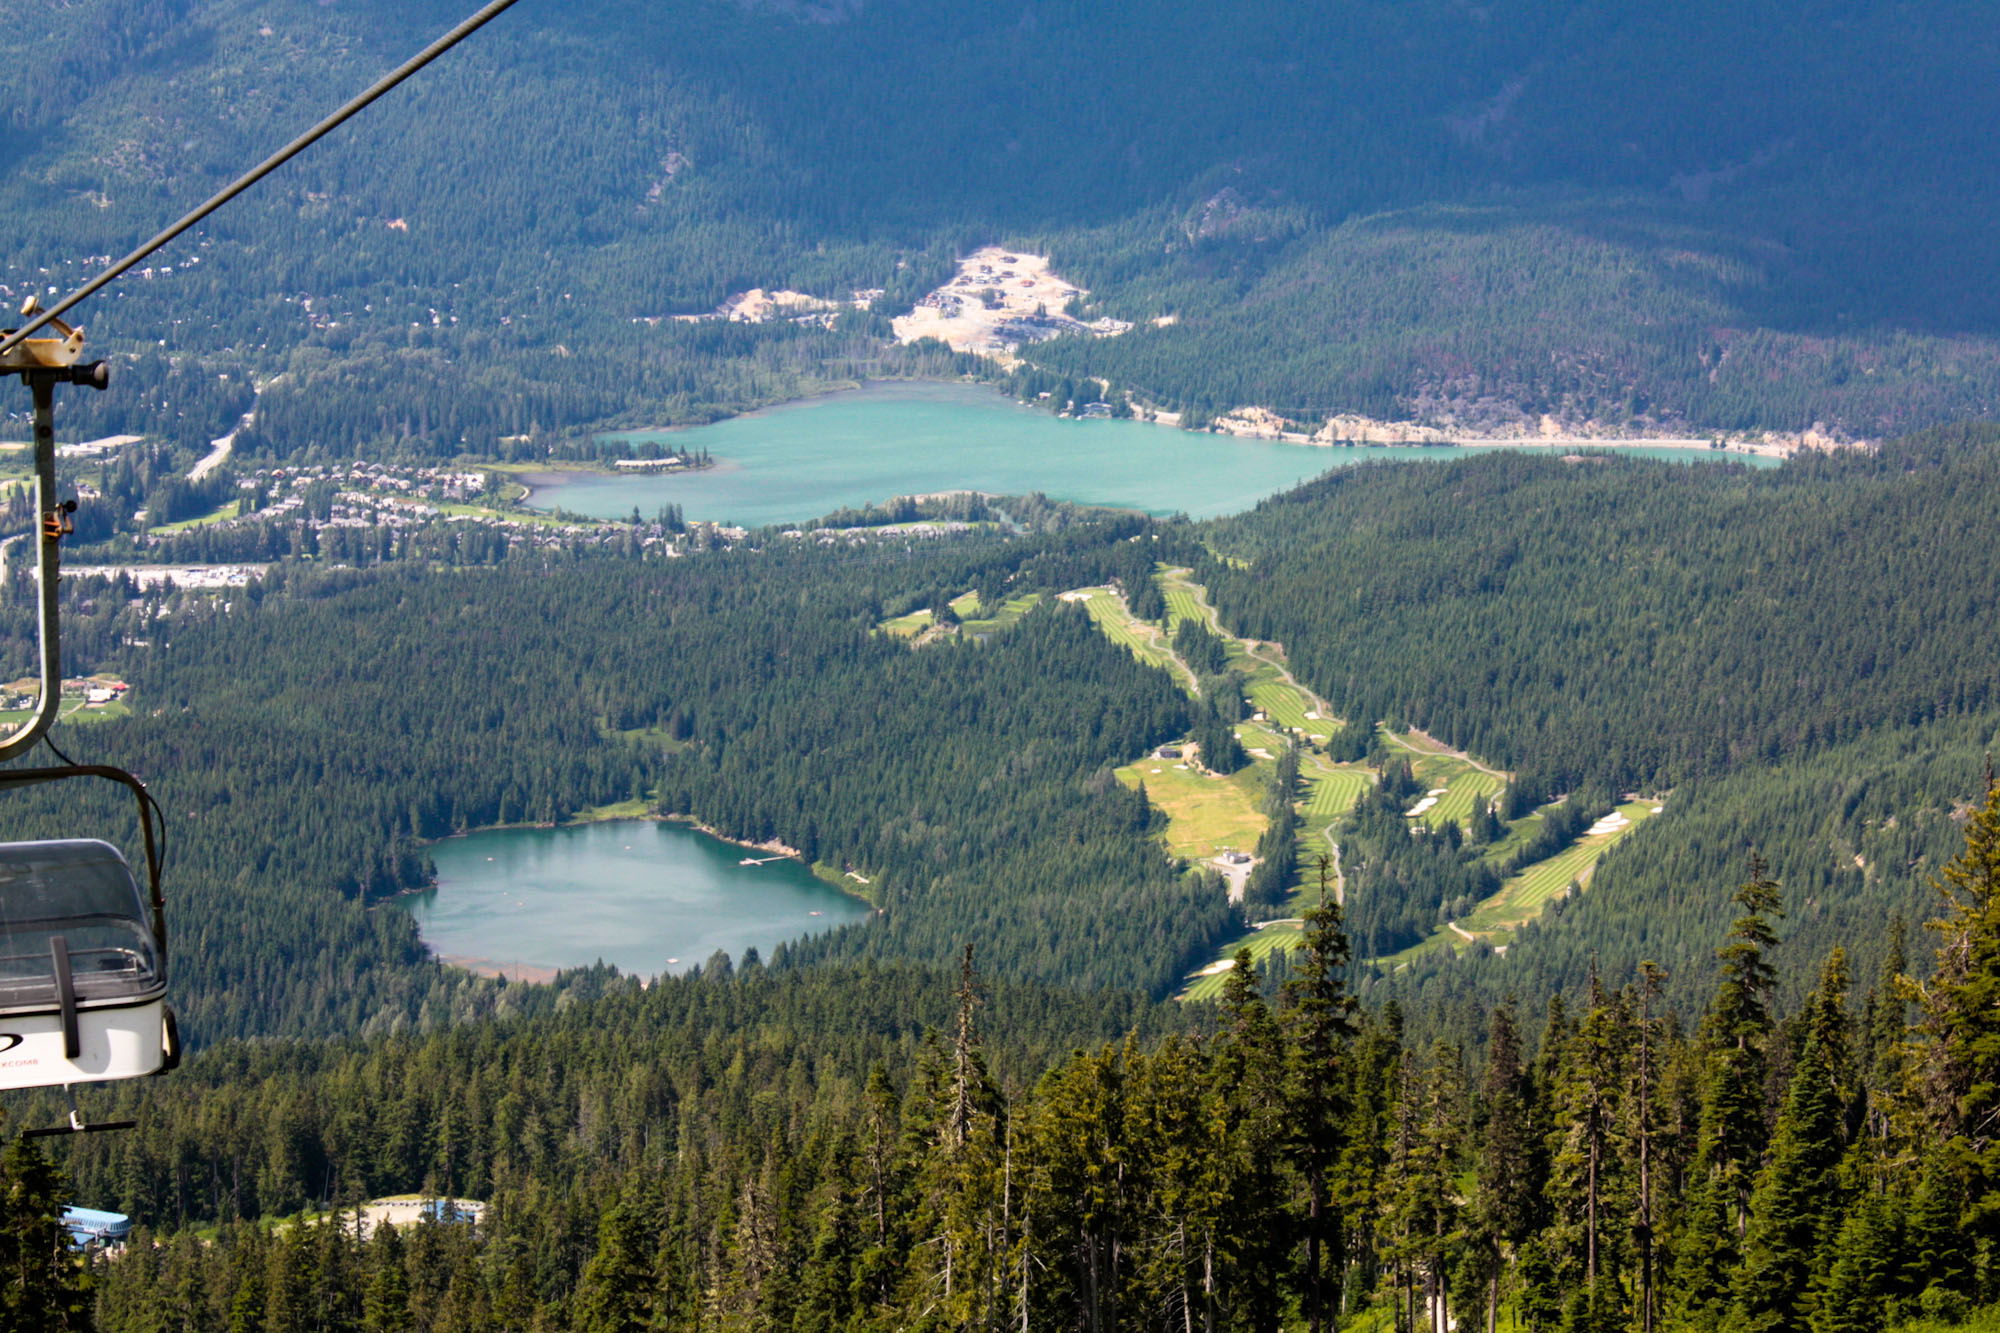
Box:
0, 0, 529, 359
0, 364, 107, 764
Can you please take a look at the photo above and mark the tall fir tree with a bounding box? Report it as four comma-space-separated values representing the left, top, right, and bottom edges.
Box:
1913, 776, 2000, 1295
0, 1138, 91, 1333
1732, 949, 1852, 1333
1544, 970, 1631, 1333
1629, 962, 1669, 1333
1213, 949, 1290, 1332
1283, 861, 1359, 1333
1701, 857, 1784, 1224
1470, 1000, 1539, 1333
574, 1174, 664, 1333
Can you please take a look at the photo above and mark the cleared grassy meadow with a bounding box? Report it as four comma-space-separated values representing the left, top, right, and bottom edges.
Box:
1380, 727, 1512, 831
1178, 920, 1305, 1002
1157, 567, 1338, 742
1070, 587, 1194, 688
878, 607, 934, 637
1115, 756, 1267, 862
1160, 577, 1210, 633
1075, 567, 1639, 997
958, 591, 1042, 634
1302, 761, 1374, 821
149, 499, 245, 535
879, 590, 1040, 640
1458, 798, 1660, 937
1173, 753, 1368, 998
1372, 798, 1663, 968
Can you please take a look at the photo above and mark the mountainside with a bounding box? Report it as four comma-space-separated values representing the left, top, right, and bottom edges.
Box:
10, 0, 2000, 449
16, 7, 2000, 1328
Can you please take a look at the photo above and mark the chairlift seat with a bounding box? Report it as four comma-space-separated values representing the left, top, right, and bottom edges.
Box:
0, 839, 170, 1090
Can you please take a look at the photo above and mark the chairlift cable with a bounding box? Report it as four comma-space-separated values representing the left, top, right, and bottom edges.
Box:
0, 0, 528, 356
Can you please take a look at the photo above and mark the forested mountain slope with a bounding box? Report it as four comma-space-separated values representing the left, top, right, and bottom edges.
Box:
1204, 426, 2000, 795
11, 0, 2000, 450
0, 410, 1996, 1327
46, 800, 2000, 1333
1193, 426, 2000, 1016
12, 430, 2000, 1049
0, 516, 1229, 1045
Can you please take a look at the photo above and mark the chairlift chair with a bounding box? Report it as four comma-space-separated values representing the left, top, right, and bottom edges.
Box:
0, 308, 179, 1133
0, 770, 178, 1135
0, 770, 176, 1095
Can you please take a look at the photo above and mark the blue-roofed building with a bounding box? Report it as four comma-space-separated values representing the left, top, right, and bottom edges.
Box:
61, 1207, 131, 1247
424, 1198, 480, 1224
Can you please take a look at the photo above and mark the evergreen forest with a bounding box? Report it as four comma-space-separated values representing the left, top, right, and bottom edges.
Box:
10, 0, 2000, 1328
0, 432, 1982, 1326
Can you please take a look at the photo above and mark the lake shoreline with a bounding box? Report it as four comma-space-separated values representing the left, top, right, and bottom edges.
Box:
408, 807, 823, 877
520, 379, 1781, 528
399, 812, 871, 985
597, 377, 1808, 460
666, 814, 805, 861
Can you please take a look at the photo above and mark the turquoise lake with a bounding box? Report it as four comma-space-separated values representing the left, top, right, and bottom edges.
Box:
399, 821, 870, 979
530, 380, 1768, 527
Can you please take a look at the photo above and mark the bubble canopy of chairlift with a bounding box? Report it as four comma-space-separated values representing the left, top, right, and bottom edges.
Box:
0, 768, 174, 1097
0, 839, 162, 1012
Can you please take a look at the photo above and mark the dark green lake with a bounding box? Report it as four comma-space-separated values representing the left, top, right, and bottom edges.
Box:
398, 821, 870, 979
531, 381, 1771, 527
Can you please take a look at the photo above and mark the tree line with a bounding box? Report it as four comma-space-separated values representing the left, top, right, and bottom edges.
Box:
6, 783, 1993, 1331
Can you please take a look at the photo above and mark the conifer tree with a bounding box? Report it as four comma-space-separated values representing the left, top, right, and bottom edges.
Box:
1903, 1159, 1970, 1316
0, 1138, 91, 1333
1813, 1190, 1906, 1333
793, 1145, 865, 1333
1212, 950, 1289, 1331
360, 1222, 412, 1333
1698, 856, 1785, 1229
1469, 1001, 1538, 1333
1513, 997, 1571, 1330
1284, 863, 1358, 1333
1732, 949, 1851, 1333
1912, 776, 2000, 1280
1666, 860, 1784, 1330
1544, 971, 1631, 1333
1859, 917, 1915, 1155
1019, 1042, 1128, 1332
259, 1224, 312, 1333
1124, 1034, 1232, 1333
1629, 963, 1668, 1333
575, 1174, 663, 1333
1339, 1004, 1407, 1326
1403, 1042, 1467, 1333
901, 947, 1005, 1328
1383, 1048, 1426, 1333
856, 1063, 903, 1312
717, 1148, 793, 1329
1662, 1177, 1734, 1333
